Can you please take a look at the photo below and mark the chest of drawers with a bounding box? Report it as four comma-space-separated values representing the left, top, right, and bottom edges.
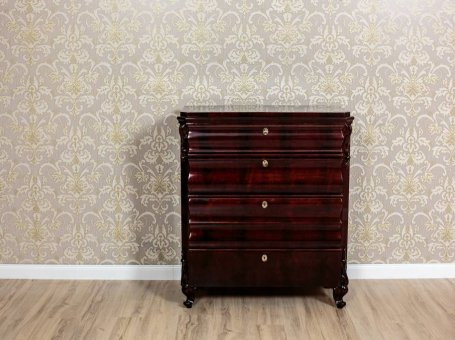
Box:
178, 105, 354, 308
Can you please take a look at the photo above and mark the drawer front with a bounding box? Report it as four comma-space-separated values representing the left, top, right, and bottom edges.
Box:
189, 196, 343, 222
188, 157, 344, 194
189, 224, 342, 249
187, 249, 342, 287
188, 196, 343, 248
188, 124, 345, 153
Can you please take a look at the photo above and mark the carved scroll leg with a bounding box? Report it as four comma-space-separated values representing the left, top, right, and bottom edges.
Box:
333, 281, 348, 309
333, 253, 349, 309
182, 284, 196, 308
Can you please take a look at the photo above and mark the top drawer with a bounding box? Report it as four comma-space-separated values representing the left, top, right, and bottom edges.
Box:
187, 124, 345, 154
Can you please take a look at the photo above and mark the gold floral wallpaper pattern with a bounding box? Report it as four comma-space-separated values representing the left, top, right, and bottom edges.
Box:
0, 0, 454, 264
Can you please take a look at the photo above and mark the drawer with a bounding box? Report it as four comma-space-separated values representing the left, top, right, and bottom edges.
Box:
187, 249, 342, 287
189, 223, 342, 248
188, 197, 343, 248
188, 157, 344, 194
189, 196, 343, 223
187, 124, 345, 154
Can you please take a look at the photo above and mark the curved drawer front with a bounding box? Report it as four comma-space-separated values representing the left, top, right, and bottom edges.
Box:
189, 224, 342, 249
189, 196, 343, 222
189, 197, 343, 248
188, 157, 344, 194
188, 124, 345, 153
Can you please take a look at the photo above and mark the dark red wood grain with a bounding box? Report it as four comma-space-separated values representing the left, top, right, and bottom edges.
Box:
188, 124, 345, 154
188, 157, 344, 194
188, 249, 342, 287
188, 196, 343, 222
188, 231, 342, 249
178, 107, 353, 308
188, 196, 343, 248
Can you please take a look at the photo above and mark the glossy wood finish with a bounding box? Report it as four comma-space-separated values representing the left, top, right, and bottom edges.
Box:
188, 230, 342, 249
188, 124, 345, 154
188, 250, 342, 287
189, 196, 343, 224
178, 105, 354, 308
189, 196, 343, 248
188, 157, 344, 194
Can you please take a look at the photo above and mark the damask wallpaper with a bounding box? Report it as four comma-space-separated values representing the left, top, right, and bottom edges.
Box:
0, 0, 453, 264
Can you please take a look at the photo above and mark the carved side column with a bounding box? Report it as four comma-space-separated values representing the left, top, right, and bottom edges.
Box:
178, 116, 196, 308
333, 117, 354, 308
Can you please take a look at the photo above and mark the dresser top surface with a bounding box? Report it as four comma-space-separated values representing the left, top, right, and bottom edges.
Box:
180, 105, 351, 119
182, 105, 349, 114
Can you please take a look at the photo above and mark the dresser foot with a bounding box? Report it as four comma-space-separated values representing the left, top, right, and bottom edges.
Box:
333, 272, 349, 308
333, 284, 348, 309
182, 284, 196, 308
333, 249, 349, 308
334, 297, 346, 309
183, 297, 194, 308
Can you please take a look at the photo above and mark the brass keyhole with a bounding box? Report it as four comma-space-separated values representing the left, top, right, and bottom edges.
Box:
262, 159, 268, 168
263, 127, 269, 135
262, 254, 268, 262
262, 201, 268, 209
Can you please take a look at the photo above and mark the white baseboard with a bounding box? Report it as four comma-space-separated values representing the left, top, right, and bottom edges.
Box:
0, 263, 454, 280
0, 265, 181, 280
347, 263, 455, 279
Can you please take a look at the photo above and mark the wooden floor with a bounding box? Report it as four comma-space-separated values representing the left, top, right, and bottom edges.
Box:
0, 279, 453, 340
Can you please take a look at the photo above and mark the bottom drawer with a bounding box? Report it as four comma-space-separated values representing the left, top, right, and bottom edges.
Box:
187, 249, 342, 288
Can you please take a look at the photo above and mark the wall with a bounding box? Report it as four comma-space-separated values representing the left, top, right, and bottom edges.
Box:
0, 0, 453, 264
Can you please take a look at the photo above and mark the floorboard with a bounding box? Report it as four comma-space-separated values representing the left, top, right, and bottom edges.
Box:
0, 279, 453, 339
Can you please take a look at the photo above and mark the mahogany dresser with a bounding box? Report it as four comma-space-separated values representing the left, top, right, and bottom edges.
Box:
177, 105, 354, 308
